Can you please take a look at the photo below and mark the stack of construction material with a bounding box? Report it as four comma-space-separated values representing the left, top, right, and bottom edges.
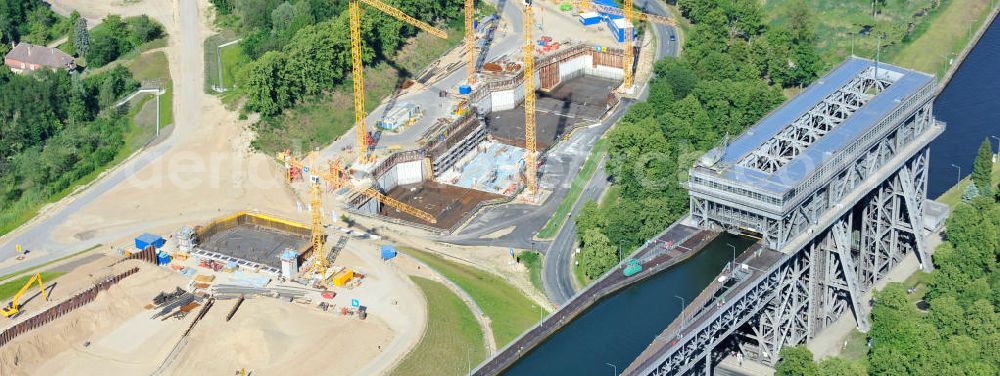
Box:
332, 269, 354, 287
211, 284, 310, 300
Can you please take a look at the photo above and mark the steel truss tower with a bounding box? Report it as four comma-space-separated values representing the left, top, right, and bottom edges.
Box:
626, 58, 944, 376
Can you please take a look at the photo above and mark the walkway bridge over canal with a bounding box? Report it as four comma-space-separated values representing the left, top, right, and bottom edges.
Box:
624, 57, 944, 375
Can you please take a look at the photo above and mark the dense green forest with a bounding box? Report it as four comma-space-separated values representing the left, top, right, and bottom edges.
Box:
573, 0, 823, 279
0, 67, 139, 233
208, 0, 465, 151
0, 1, 164, 235
775, 149, 1000, 375
0, 0, 72, 55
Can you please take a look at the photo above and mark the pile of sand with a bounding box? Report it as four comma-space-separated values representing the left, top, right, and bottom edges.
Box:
0, 262, 185, 375
167, 298, 393, 375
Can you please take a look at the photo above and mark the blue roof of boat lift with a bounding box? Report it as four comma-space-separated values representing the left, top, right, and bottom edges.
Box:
714, 57, 934, 194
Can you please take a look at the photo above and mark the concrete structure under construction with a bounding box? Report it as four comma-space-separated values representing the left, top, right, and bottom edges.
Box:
348, 42, 625, 231
624, 57, 943, 375
192, 212, 310, 273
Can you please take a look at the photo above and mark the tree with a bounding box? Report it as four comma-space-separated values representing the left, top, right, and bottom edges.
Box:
580, 228, 618, 279
963, 181, 981, 202
73, 17, 89, 58
270, 2, 294, 32
785, 0, 817, 42
972, 138, 994, 197
816, 357, 865, 376
775, 346, 817, 376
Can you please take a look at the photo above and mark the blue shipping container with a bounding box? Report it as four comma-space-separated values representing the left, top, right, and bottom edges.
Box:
458, 85, 472, 94
579, 12, 601, 26
381, 245, 397, 260
135, 233, 165, 250
157, 251, 171, 265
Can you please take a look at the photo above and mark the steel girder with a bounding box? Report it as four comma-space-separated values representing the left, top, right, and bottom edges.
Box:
739, 68, 893, 173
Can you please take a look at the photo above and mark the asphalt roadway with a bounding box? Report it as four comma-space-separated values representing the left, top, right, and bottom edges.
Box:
0, 0, 204, 277
445, 0, 680, 305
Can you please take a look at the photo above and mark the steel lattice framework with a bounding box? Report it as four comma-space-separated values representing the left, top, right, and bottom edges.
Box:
739, 67, 894, 173
626, 60, 943, 376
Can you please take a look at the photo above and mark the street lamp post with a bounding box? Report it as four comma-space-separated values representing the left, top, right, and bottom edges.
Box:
605, 362, 618, 376
727, 243, 737, 271
951, 164, 962, 184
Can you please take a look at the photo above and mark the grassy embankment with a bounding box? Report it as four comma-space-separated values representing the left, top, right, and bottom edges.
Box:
936, 154, 1000, 206
519, 251, 544, 293
390, 276, 487, 376
764, 0, 997, 78
537, 138, 609, 239
0, 272, 66, 300
402, 247, 547, 347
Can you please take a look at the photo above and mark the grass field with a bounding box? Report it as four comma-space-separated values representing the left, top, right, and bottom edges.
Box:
402, 247, 546, 347
126, 51, 174, 146
203, 31, 240, 93
0, 244, 102, 283
936, 154, 1000, 207
390, 276, 487, 376
0, 272, 65, 301
519, 251, 544, 293
537, 138, 609, 239
889, 0, 996, 76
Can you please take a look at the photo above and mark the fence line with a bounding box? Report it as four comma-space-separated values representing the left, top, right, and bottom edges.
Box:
0, 267, 140, 348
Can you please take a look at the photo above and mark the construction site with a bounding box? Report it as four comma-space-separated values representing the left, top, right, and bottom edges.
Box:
340, 42, 627, 231
0, 0, 675, 374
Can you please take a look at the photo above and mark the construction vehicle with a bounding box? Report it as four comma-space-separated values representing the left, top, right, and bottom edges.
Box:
2, 273, 49, 318
348, 0, 448, 164
577, 0, 676, 90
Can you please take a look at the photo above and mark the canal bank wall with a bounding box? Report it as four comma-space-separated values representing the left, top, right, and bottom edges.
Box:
472, 222, 714, 375
937, 5, 1000, 91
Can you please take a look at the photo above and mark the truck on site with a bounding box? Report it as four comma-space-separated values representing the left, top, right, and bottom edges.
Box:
2, 273, 49, 318
623, 259, 642, 277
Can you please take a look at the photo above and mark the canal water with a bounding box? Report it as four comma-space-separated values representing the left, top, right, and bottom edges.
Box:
503, 234, 756, 375
929, 16, 1000, 198
501, 16, 998, 375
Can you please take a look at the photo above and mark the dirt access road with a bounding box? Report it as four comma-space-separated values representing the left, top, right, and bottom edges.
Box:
0, 0, 297, 276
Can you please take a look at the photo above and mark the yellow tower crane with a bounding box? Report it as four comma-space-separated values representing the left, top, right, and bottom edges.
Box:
348, 0, 449, 164
279, 153, 438, 228
578, 0, 676, 90
523, 0, 538, 195
466, 0, 476, 84
307, 182, 328, 275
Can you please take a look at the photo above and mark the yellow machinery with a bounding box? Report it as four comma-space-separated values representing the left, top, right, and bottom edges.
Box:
349, 0, 449, 164
523, 0, 538, 195
2, 273, 49, 318
466, 0, 476, 84
578, 0, 676, 90
278, 152, 438, 226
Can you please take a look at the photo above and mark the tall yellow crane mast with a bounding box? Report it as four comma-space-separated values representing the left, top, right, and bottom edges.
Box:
348, 0, 449, 164
2, 273, 48, 318
466, 0, 476, 84
308, 182, 328, 275
577, 0, 676, 90
523, 0, 538, 195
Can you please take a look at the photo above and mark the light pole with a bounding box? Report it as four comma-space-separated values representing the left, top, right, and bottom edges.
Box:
951, 164, 962, 184
605, 362, 618, 376
618, 240, 625, 264
675, 295, 686, 329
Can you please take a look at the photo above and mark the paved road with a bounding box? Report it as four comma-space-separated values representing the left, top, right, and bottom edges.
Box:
319, 0, 523, 157
447, 0, 680, 304
0, 0, 203, 277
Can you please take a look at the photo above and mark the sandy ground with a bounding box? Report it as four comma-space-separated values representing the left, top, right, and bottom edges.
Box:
0, 261, 188, 375
42, 0, 300, 246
